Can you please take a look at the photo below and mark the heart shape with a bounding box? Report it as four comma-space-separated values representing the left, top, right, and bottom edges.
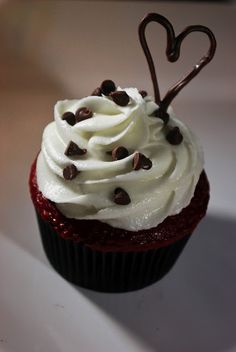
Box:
138, 13, 216, 112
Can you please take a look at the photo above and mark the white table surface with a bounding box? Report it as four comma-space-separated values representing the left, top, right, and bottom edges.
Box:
0, 2, 235, 352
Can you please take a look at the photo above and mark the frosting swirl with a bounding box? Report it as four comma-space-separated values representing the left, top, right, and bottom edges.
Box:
36, 87, 204, 231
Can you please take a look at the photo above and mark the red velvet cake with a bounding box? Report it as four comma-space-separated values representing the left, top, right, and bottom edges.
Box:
29, 13, 216, 292
30, 159, 209, 252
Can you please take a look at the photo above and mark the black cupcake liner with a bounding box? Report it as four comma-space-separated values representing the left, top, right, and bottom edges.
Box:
36, 212, 190, 292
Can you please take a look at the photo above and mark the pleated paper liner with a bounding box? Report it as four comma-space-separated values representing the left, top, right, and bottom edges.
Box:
36, 212, 190, 292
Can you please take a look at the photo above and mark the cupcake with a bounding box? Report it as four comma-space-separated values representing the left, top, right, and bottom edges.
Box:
29, 13, 216, 292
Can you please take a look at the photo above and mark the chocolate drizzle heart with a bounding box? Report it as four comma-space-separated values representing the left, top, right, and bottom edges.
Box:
138, 13, 216, 112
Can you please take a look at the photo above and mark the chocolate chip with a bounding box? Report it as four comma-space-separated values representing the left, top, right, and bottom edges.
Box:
133, 152, 142, 170
91, 87, 102, 96
114, 188, 131, 205
101, 80, 116, 95
110, 91, 130, 106
112, 146, 129, 160
166, 127, 183, 145
141, 156, 153, 170
139, 90, 148, 98
75, 107, 93, 122
133, 152, 152, 170
62, 111, 76, 126
64, 141, 87, 157
63, 164, 79, 180
152, 108, 169, 125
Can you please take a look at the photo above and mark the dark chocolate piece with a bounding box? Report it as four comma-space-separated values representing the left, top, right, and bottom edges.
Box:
139, 90, 148, 98
152, 108, 169, 125
110, 91, 130, 106
133, 152, 142, 170
101, 80, 116, 95
114, 188, 131, 205
112, 146, 129, 160
63, 164, 79, 180
75, 107, 93, 122
64, 141, 87, 157
166, 126, 183, 145
138, 13, 216, 111
141, 156, 153, 170
62, 112, 76, 126
133, 152, 152, 170
91, 87, 102, 96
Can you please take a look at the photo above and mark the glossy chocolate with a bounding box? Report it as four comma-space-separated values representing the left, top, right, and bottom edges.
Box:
139, 13, 216, 111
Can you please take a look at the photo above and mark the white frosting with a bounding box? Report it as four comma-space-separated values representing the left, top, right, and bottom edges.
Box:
36, 87, 204, 231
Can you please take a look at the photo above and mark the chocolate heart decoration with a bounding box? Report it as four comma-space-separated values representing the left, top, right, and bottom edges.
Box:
139, 13, 216, 112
